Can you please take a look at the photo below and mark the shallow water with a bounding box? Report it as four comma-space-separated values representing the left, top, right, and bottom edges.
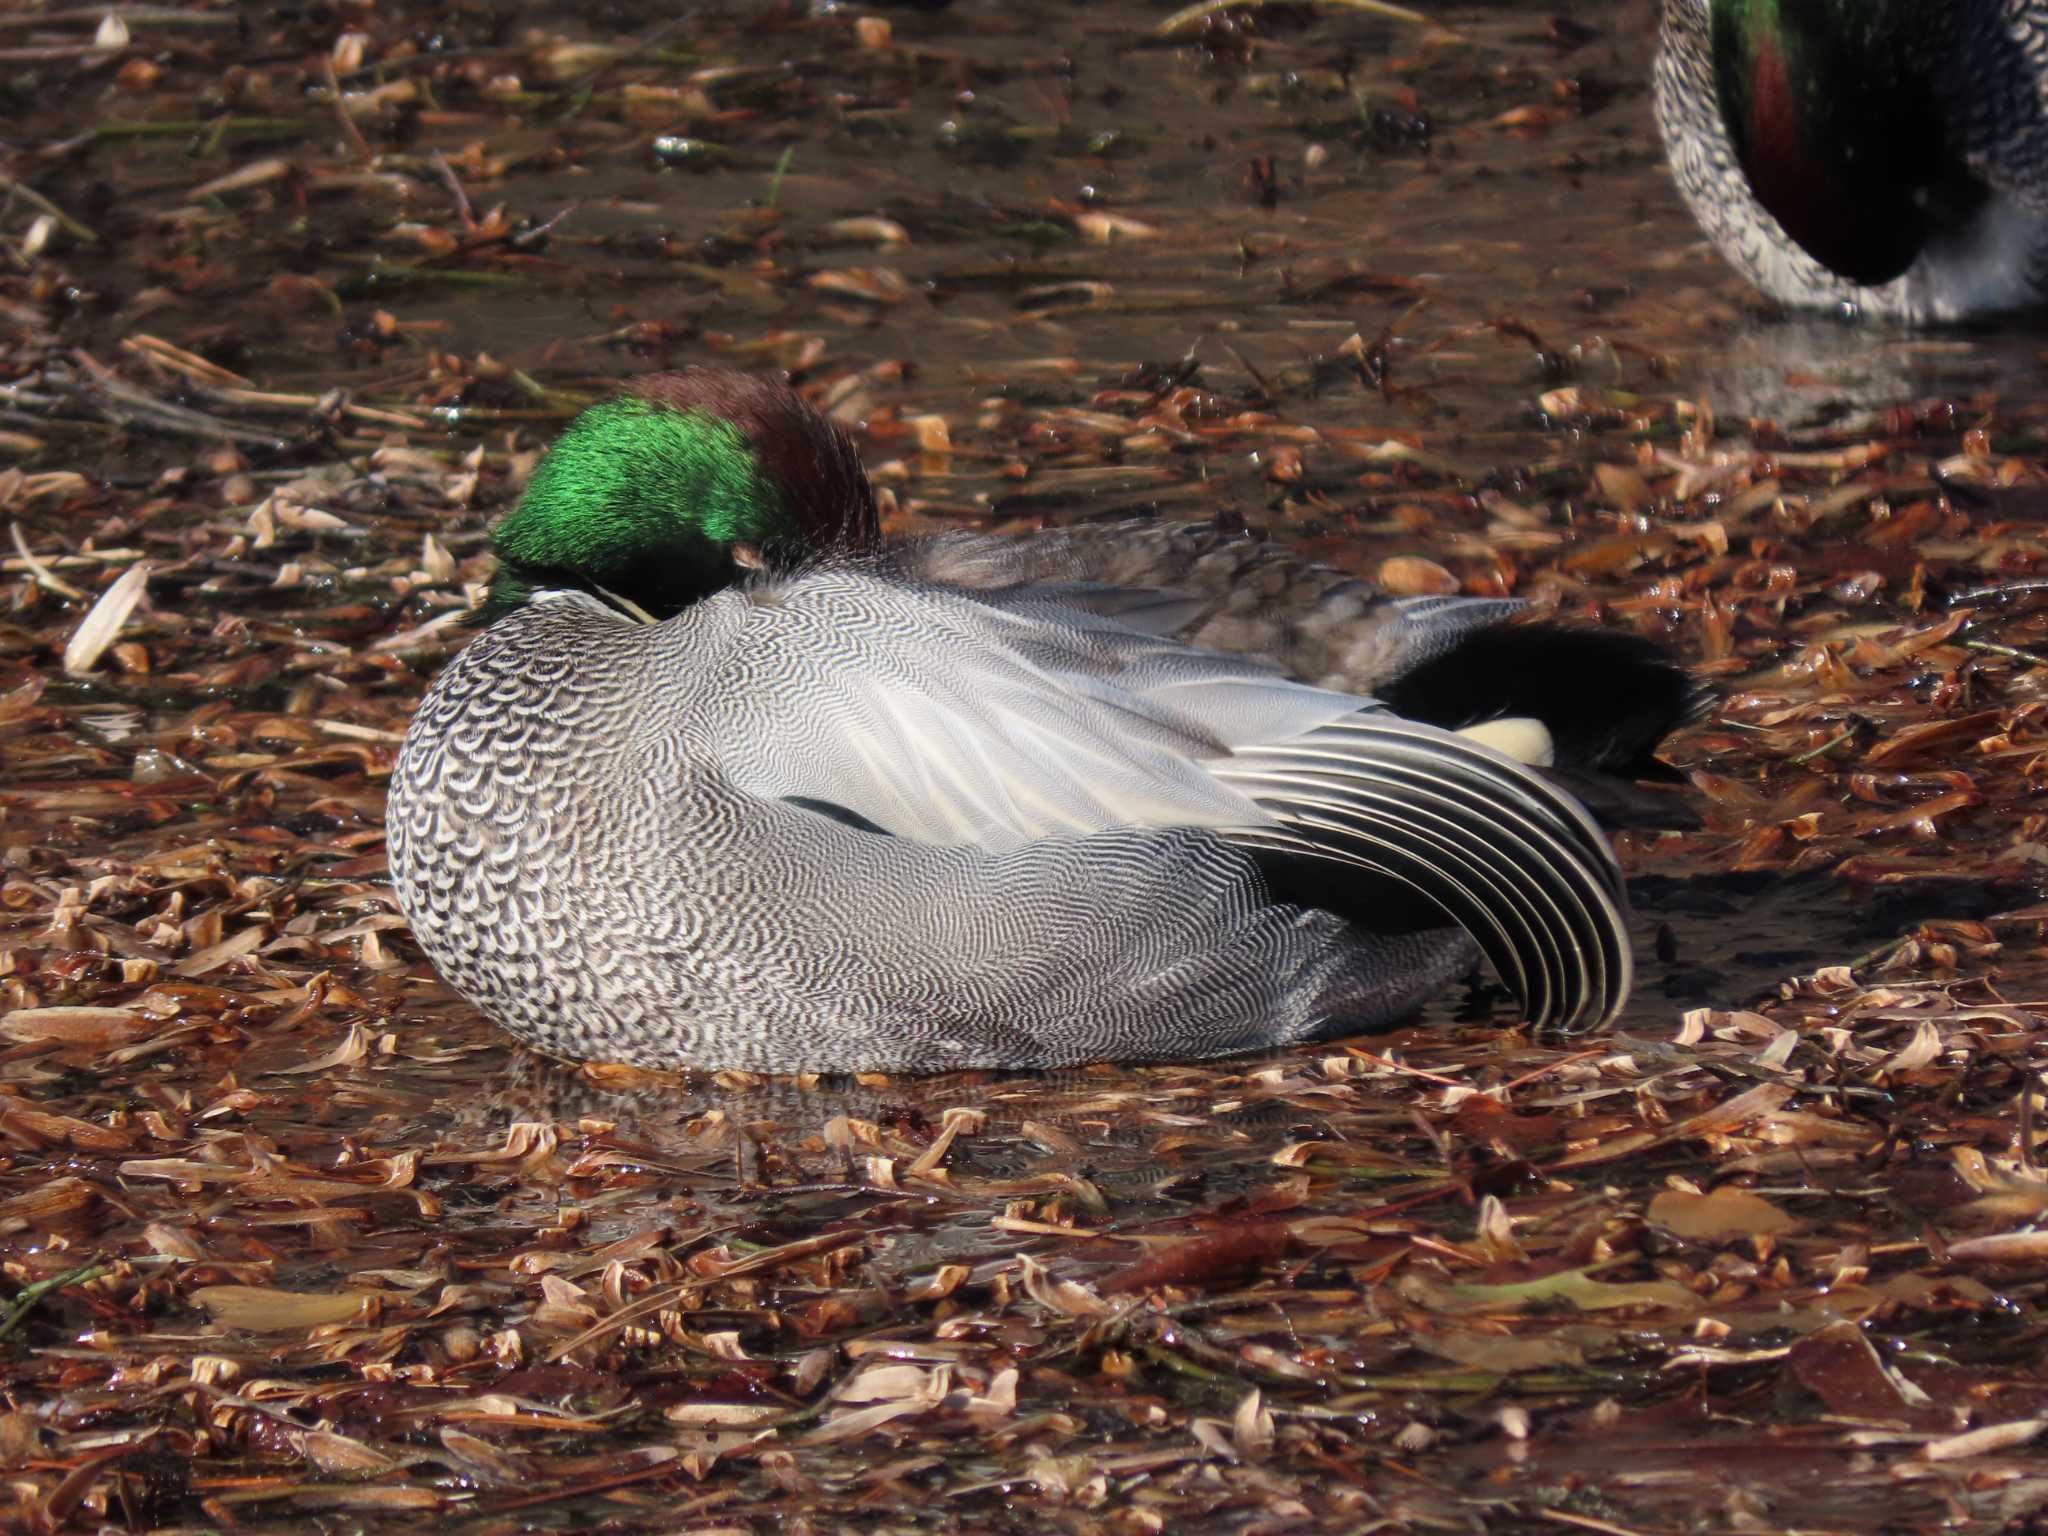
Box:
40, 0, 2047, 465
6, 1, 2048, 1531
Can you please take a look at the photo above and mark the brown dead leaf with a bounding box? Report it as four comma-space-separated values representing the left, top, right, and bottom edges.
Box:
1376, 556, 1460, 596
190, 1286, 373, 1331
0, 1007, 149, 1046
1647, 1188, 1799, 1240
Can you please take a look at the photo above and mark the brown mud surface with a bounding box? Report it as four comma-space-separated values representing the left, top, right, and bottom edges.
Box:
2, 2, 2047, 1531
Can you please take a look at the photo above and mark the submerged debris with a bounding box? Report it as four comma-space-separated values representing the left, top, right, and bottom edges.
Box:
0, 1, 2045, 1532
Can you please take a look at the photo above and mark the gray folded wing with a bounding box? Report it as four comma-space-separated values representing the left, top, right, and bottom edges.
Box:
1214, 715, 1630, 1032
682, 564, 1631, 1031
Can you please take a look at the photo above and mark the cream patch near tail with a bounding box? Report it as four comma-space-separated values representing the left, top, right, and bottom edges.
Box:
1455, 716, 1554, 767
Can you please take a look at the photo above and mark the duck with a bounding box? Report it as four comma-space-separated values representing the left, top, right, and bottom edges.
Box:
1654, 0, 2048, 322
386, 369, 1702, 1073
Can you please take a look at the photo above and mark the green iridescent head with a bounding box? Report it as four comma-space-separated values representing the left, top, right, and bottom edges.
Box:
1709, 0, 1970, 287
484, 369, 878, 622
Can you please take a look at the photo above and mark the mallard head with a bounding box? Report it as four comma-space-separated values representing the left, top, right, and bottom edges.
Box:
1707, 0, 1975, 287
483, 369, 877, 623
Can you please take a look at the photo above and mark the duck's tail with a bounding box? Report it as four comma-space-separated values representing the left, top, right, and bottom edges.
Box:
1377, 618, 1709, 780
1215, 712, 1632, 1033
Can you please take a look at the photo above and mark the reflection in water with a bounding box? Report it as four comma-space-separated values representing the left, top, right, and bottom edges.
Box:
425, 869, 2002, 1184
1695, 314, 2048, 424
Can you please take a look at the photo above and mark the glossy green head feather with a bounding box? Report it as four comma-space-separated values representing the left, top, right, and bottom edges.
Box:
1708, 0, 1967, 288
488, 398, 785, 620
483, 369, 879, 623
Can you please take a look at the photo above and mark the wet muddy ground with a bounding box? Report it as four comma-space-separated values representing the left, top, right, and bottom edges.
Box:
3, 1, 2048, 1532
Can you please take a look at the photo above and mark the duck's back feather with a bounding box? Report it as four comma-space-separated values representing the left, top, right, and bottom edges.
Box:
887, 524, 1700, 783
882, 523, 1520, 698
688, 561, 1627, 1032
695, 566, 1357, 851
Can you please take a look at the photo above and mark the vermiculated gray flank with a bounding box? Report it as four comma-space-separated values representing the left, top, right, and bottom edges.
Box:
387, 551, 1630, 1072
